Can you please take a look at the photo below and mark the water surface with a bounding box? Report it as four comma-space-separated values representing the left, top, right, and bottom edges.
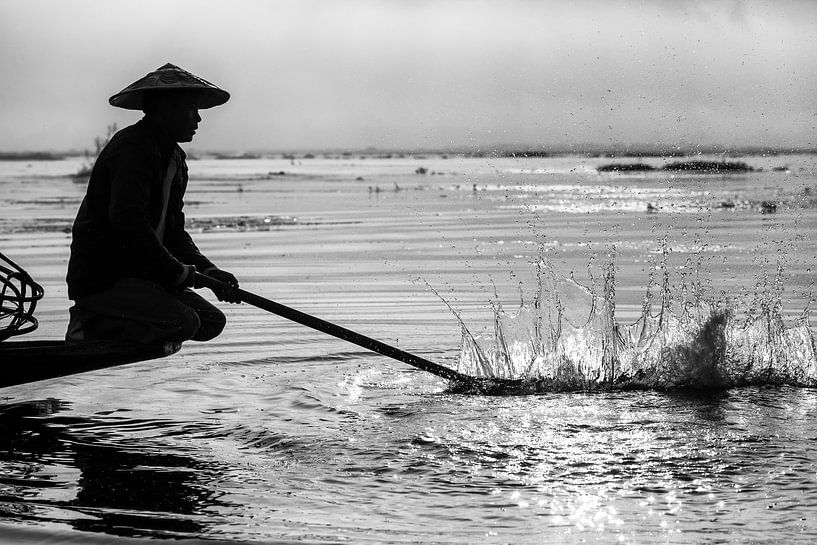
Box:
1, 153, 816, 543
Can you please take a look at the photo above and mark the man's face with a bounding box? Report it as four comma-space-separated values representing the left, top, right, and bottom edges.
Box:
164, 95, 201, 143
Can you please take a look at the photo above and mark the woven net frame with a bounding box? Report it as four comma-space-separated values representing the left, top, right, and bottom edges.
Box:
0, 251, 44, 341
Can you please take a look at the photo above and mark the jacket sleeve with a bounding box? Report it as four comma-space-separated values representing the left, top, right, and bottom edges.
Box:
164, 158, 217, 273
165, 206, 216, 272
106, 143, 188, 287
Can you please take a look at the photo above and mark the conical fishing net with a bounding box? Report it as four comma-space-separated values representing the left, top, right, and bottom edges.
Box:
0, 252, 44, 341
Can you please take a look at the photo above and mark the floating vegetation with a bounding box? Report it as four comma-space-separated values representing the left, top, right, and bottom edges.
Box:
0, 215, 319, 235
596, 160, 754, 174
597, 163, 656, 172
0, 217, 75, 234
186, 215, 303, 232
662, 160, 754, 173
452, 257, 816, 393
212, 152, 263, 160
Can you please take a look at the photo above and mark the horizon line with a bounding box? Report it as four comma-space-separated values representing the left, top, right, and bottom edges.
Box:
2, 143, 816, 160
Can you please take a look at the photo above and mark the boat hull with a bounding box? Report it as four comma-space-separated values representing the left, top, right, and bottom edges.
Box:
0, 340, 182, 388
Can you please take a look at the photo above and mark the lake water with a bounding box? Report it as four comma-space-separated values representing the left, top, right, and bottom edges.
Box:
1, 152, 816, 543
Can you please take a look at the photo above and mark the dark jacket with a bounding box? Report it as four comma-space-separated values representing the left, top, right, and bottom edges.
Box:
67, 118, 214, 300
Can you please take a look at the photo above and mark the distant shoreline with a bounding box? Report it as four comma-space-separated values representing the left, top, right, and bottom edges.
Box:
0, 152, 68, 161
2, 146, 815, 162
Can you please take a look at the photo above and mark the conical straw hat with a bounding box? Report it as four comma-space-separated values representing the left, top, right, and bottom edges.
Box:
109, 63, 230, 110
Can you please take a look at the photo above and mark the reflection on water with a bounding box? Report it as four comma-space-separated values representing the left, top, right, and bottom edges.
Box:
0, 399, 227, 539
2, 386, 816, 543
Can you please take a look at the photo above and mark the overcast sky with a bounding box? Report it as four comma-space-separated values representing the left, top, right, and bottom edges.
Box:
1, 0, 815, 152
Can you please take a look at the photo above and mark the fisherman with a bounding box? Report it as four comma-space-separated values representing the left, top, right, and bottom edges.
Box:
66, 63, 239, 343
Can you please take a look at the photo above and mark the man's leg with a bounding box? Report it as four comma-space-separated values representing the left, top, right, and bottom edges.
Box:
175, 289, 226, 341
66, 278, 215, 343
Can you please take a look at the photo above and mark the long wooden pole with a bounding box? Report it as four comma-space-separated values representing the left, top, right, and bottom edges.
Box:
195, 273, 471, 382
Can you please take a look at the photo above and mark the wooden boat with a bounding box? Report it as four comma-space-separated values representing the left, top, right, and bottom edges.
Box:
0, 339, 182, 388
2, 251, 181, 388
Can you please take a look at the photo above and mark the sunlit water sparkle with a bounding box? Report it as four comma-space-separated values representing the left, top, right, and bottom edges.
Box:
1, 154, 816, 543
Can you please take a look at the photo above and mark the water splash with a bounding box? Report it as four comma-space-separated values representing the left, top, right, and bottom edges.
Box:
454, 258, 817, 391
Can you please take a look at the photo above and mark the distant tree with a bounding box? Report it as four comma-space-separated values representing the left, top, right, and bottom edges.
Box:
73, 123, 118, 182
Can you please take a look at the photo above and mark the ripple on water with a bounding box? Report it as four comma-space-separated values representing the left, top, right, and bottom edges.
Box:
2, 155, 817, 543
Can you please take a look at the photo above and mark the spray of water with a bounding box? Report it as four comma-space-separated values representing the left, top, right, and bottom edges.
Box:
453, 258, 817, 391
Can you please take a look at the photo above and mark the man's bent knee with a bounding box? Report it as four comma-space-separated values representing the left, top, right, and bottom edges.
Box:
192, 308, 226, 341
174, 306, 202, 342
